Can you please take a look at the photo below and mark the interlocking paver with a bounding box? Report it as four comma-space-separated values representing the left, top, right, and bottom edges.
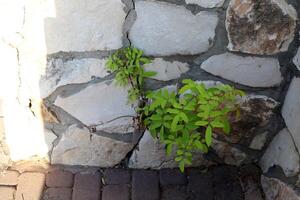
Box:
72, 172, 101, 200
43, 188, 72, 200
46, 170, 74, 187
0, 170, 19, 186
15, 172, 45, 200
188, 168, 213, 200
159, 169, 187, 186
161, 186, 188, 200
102, 185, 130, 200
132, 170, 159, 200
0, 186, 15, 200
103, 169, 130, 185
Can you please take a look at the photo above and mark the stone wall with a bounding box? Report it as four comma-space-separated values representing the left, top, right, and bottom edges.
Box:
0, 0, 300, 198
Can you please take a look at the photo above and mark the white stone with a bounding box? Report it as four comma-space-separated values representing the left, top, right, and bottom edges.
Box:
54, 80, 136, 133
282, 78, 300, 152
40, 58, 109, 98
129, 1, 218, 56
185, 0, 225, 8
51, 125, 134, 167
200, 53, 282, 87
293, 48, 300, 71
259, 129, 299, 177
44, 129, 57, 153
44, 0, 126, 53
144, 58, 189, 81
129, 131, 209, 169
249, 132, 268, 150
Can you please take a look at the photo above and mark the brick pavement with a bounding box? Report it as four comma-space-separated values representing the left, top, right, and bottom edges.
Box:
0, 165, 263, 200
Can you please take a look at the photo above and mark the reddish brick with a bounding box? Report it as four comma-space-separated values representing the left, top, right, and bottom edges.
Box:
15, 172, 45, 200
46, 170, 73, 187
72, 172, 101, 200
103, 169, 130, 185
102, 185, 130, 200
0, 170, 19, 186
0, 186, 15, 200
43, 188, 72, 200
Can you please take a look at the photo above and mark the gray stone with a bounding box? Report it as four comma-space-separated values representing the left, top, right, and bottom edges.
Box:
40, 58, 109, 98
293, 48, 300, 71
200, 53, 282, 87
282, 78, 300, 152
249, 132, 268, 150
129, 131, 210, 169
54, 80, 136, 134
144, 58, 189, 81
185, 0, 225, 8
51, 125, 134, 167
259, 129, 299, 177
44, 0, 126, 53
226, 0, 297, 55
261, 176, 300, 200
129, 1, 218, 56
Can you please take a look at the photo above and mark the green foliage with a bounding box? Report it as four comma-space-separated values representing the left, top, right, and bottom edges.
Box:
142, 80, 245, 172
105, 47, 156, 103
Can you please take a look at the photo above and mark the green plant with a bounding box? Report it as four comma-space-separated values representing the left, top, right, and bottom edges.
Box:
142, 80, 244, 172
105, 47, 156, 103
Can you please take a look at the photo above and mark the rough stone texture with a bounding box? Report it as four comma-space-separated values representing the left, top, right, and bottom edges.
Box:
293, 48, 300, 71
40, 58, 109, 98
72, 173, 101, 200
15, 172, 45, 200
0, 186, 15, 200
249, 132, 268, 150
46, 170, 74, 187
129, 131, 210, 169
260, 129, 300, 177
132, 170, 159, 200
0, 170, 19, 186
44, 0, 126, 53
261, 176, 300, 200
226, 0, 297, 55
144, 58, 189, 81
54, 80, 135, 133
282, 78, 300, 152
102, 185, 130, 200
129, 1, 218, 56
43, 188, 72, 200
200, 53, 282, 87
185, 0, 225, 8
103, 168, 131, 185
212, 140, 247, 166
51, 125, 134, 167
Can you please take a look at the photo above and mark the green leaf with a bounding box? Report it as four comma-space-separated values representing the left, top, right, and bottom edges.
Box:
166, 144, 173, 156
210, 120, 224, 128
223, 120, 231, 135
171, 115, 180, 132
143, 71, 157, 78
179, 160, 185, 172
195, 121, 208, 126
205, 125, 212, 146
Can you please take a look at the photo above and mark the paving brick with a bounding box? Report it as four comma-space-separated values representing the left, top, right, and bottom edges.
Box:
213, 166, 243, 200
132, 170, 159, 200
46, 170, 73, 187
161, 186, 188, 200
43, 188, 72, 200
102, 185, 130, 200
72, 172, 101, 200
0, 170, 19, 186
103, 169, 130, 185
159, 169, 187, 186
0, 186, 15, 200
188, 169, 213, 200
15, 172, 45, 200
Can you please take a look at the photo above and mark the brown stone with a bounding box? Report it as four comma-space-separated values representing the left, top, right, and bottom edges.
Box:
15, 172, 45, 200
226, 0, 297, 55
46, 170, 73, 188
0, 186, 15, 200
0, 170, 19, 186
43, 188, 72, 200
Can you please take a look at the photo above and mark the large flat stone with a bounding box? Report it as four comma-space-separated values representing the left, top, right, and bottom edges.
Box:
261, 176, 300, 200
185, 0, 225, 8
260, 129, 300, 177
51, 125, 134, 167
200, 53, 282, 87
0, 186, 15, 200
144, 58, 189, 81
282, 77, 300, 152
54, 80, 136, 133
293, 47, 300, 71
44, 0, 126, 53
226, 0, 297, 55
129, 1, 218, 56
40, 58, 109, 98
